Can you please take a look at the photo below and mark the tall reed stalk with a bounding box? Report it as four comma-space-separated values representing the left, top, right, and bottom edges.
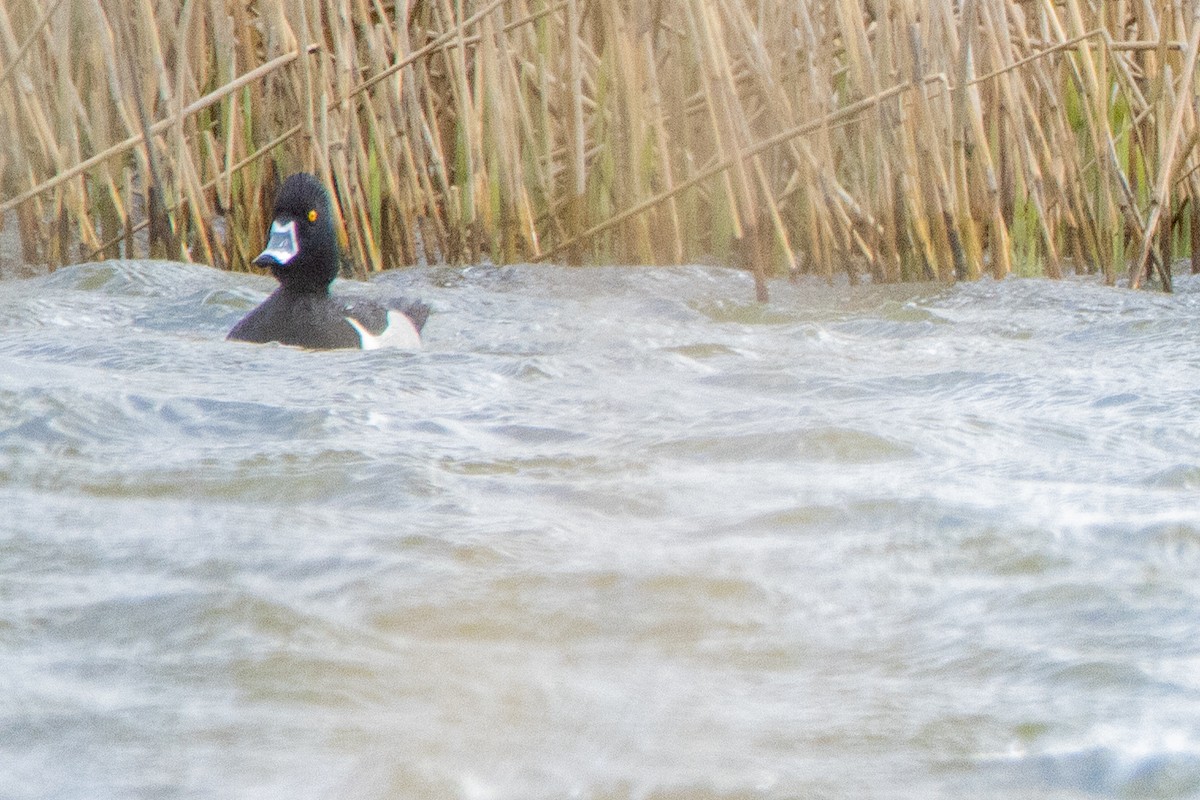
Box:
2, 1, 1198, 296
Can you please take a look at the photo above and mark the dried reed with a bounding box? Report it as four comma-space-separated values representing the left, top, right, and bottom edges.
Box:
2, 1, 1199, 296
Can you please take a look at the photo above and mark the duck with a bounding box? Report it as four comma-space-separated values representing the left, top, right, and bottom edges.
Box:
227, 173, 429, 349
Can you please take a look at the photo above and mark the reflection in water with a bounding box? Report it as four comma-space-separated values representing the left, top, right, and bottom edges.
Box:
2, 261, 1200, 799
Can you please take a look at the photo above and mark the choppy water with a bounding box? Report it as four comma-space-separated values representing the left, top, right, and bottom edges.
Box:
3, 260, 1200, 799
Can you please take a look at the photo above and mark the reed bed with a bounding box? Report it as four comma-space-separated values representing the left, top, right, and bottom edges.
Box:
2, 0, 1200, 297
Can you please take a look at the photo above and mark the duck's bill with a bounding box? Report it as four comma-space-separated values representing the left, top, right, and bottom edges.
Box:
253, 219, 299, 266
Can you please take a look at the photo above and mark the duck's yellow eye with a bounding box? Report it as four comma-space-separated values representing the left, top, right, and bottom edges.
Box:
307, 209, 318, 222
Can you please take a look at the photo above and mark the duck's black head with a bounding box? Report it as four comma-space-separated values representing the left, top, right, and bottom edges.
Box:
253, 173, 338, 293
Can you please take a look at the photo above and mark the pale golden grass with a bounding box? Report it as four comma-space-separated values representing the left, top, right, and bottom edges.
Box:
2, 0, 1199, 297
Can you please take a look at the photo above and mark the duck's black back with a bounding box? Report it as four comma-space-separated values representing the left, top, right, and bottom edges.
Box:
227, 287, 362, 349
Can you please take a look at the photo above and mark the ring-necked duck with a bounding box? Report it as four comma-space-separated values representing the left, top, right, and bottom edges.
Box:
227, 173, 428, 349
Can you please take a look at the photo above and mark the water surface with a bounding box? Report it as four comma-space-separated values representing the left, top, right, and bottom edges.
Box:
3, 261, 1200, 799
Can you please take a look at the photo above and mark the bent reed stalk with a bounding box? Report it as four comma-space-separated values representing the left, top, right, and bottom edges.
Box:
2, 0, 1199, 295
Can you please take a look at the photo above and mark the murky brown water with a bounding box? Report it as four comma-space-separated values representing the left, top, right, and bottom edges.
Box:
3, 261, 1200, 799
